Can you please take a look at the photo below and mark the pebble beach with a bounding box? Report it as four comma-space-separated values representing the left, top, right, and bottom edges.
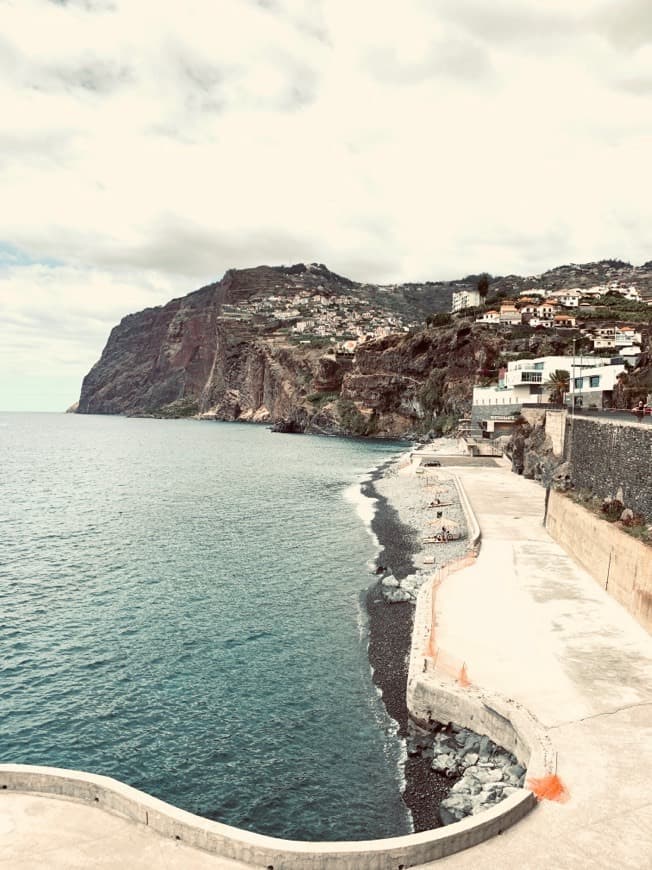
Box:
363, 438, 474, 830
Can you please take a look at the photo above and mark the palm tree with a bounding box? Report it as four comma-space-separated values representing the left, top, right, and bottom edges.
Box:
545, 369, 570, 405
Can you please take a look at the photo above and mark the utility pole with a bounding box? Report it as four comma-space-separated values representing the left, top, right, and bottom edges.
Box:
569, 338, 576, 465
571, 338, 576, 418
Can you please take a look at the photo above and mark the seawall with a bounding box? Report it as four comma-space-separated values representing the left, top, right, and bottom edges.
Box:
0, 763, 534, 869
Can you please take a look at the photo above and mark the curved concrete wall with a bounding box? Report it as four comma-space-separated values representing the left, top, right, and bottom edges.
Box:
1, 764, 534, 869
407, 573, 554, 778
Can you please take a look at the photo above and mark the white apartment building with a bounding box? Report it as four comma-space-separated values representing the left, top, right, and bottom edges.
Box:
451, 288, 481, 312
569, 362, 625, 407
473, 354, 625, 409
591, 327, 642, 350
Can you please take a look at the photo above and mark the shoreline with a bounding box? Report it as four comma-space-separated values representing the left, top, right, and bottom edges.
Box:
362, 449, 468, 831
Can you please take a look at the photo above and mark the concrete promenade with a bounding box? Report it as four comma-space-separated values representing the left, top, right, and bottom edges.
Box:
416, 462, 652, 869
2, 462, 652, 868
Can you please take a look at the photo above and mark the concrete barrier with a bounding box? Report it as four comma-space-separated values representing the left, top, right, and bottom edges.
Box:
451, 474, 481, 551
1, 763, 534, 869
545, 489, 652, 633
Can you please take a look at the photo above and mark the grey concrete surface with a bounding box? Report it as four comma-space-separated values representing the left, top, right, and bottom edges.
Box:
0, 792, 250, 870
412, 464, 652, 869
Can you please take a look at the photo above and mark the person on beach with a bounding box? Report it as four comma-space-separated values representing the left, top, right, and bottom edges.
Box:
633, 399, 646, 421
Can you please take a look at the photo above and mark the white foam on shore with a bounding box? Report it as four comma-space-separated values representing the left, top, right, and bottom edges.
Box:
343, 475, 380, 551
346, 454, 414, 832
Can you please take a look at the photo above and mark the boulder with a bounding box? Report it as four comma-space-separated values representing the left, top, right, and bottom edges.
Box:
382, 586, 414, 603
439, 795, 473, 825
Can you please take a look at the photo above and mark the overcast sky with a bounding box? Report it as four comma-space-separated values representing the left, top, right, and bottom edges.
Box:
2, 0, 651, 410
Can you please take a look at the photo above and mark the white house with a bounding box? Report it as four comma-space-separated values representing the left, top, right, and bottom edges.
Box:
535, 300, 560, 319
475, 309, 500, 324
473, 354, 625, 410
549, 289, 581, 308
569, 362, 625, 407
499, 304, 521, 325
553, 313, 577, 328
591, 327, 642, 350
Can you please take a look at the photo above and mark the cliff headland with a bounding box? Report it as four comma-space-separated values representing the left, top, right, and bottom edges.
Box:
77, 259, 652, 439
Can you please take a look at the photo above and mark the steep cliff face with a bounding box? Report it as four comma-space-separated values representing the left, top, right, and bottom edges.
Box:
78, 283, 221, 415
78, 263, 459, 434
338, 326, 503, 436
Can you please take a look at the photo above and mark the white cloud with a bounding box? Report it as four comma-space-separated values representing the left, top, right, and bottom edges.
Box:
1, 0, 651, 408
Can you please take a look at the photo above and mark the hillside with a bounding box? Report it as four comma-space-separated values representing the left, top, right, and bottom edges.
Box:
77, 260, 603, 437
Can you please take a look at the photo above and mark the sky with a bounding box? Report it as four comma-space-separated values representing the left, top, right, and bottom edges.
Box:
1, 0, 652, 410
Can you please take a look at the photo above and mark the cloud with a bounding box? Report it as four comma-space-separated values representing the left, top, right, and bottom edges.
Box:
433, 0, 580, 46
2, 0, 652, 409
590, 0, 652, 51
365, 38, 494, 85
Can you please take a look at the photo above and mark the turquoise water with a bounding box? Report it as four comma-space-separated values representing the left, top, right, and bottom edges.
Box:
0, 414, 411, 840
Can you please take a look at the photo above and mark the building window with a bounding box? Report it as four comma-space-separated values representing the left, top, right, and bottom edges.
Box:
574, 377, 583, 389
590, 375, 600, 388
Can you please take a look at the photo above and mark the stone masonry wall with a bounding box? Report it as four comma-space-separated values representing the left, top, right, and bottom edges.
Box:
567, 417, 652, 519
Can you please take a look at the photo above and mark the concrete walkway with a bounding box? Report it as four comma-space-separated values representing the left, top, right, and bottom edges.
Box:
2, 463, 651, 869
0, 792, 251, 870
416, 463, 652, 869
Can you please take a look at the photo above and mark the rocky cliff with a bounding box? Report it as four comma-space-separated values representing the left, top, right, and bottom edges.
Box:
78, 263, 466, 435
78, 259, 649, 438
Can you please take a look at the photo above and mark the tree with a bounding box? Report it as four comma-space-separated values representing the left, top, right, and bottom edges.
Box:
545, 369, 570, 405
476, 273, 490, 301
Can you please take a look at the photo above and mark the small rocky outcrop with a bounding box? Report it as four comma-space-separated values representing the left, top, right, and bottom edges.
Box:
380, 572, 430, 603
507, 415, 568, 487
407, 722, 526, 825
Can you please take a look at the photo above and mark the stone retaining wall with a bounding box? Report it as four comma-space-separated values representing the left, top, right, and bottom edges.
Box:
567, 417, 652, 519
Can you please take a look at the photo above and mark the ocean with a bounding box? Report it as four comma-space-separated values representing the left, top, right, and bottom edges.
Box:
0, 413, 412, 841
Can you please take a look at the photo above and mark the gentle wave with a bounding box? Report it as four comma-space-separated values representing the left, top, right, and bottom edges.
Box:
1, 415, 411, 841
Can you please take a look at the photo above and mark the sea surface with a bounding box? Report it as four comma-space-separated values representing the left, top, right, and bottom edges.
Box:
0, 413, 412, 840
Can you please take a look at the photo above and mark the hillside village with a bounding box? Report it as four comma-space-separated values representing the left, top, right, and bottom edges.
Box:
445, 262, 652, 436
220, 288, 411, 350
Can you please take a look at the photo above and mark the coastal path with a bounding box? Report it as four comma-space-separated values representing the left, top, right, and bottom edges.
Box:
414, 460, 652, 869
